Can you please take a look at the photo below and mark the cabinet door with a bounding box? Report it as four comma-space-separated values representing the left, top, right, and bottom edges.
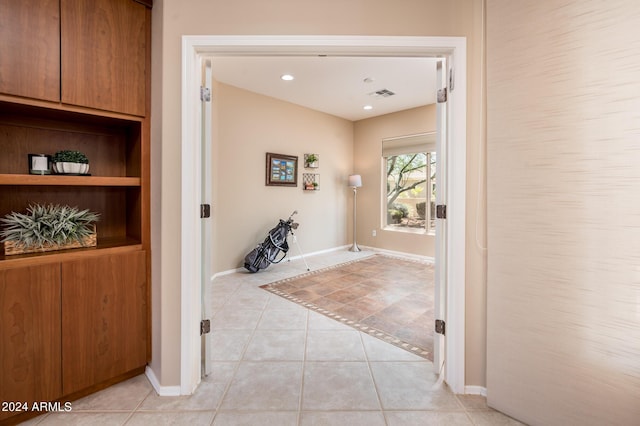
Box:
0, 264, 61, 422
61, 251, 147, 395
0, 0, 60, 102
61, 0, 148, 116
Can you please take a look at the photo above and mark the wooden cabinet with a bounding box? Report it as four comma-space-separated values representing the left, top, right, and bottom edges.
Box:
0, 0, 150, 116
61, 251, 147, 395
0, 1, 151, 423
61, 0, 149, 116
0, 253, 146, 423
0, 264, 61, 422
0, 0, 60, 102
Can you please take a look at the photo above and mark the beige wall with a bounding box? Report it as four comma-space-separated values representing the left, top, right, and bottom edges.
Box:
487, 1, 640, 424
151, 0, 486, 388
213, 83, 353, 272
213, 87, 438, 271
353, 105, 436, 257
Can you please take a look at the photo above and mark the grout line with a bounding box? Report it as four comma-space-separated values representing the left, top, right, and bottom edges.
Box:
297, 301, 311, 426
359, 332, 390, 426
124, 385, 154, 423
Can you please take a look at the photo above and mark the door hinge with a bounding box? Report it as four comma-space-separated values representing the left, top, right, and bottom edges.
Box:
437, 87, 447, 103
436, 204, 447, 219
200, 319, 211, 335
435, 319, 446, 335
200, 204, 211, 218
200, 86, 211, 102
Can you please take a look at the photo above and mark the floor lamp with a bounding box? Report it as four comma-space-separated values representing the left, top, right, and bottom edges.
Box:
348, 174, 362, 252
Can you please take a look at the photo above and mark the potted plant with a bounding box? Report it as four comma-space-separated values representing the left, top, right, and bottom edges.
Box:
304, 153, 318, 168
52, 150, 90, 174
0, 203, 100, 255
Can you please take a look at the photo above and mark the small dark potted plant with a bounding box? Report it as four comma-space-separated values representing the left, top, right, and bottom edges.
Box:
52, 150, 90, 174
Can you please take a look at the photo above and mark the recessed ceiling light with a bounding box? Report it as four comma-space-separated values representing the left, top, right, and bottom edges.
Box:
363, 105, 373, 110
281, 74, 295, 81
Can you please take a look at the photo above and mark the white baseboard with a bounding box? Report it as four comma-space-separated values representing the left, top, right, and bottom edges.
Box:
145, 366, 181, 396
360, 245, 435, 263
210, 244, 433, 280
211, 245, 352, 280
464, 385, 487, 396
290, 244, 351, 260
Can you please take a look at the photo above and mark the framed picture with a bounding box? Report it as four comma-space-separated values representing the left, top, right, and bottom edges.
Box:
266, 152, 298, 187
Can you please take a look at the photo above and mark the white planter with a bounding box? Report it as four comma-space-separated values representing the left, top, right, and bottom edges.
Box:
53, 162, 89, 174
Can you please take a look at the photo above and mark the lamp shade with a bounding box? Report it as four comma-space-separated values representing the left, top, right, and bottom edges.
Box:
348, 174, 362, 188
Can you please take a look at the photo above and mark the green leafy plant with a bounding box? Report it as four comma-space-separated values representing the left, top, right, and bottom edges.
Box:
305, 154, 318, 166
0, 204, 99, 249
52, 150, 89, 164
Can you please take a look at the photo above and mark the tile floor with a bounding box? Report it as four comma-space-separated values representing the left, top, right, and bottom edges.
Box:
22, 249, 524, 426
261, 254, 434, 359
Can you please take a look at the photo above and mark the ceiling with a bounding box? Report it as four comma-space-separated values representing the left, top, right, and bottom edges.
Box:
209, 56, 440, 121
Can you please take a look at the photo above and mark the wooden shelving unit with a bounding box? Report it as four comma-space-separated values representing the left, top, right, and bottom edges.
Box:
0, 98, 146, 260
0, 1, 152, 423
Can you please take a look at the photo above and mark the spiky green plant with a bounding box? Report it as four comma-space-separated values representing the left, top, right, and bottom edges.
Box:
0, 204, 100, 249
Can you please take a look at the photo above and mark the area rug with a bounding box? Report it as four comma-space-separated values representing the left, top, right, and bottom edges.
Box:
260, 254, 434, 360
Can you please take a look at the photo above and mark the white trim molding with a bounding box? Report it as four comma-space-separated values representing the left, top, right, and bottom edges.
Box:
361, 246, 435, 264
145, 366, 181, 397
465, 386, 488, 397
181, 35, 466, 395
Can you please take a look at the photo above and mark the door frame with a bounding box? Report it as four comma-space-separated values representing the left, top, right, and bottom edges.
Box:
180, 35, 467, 394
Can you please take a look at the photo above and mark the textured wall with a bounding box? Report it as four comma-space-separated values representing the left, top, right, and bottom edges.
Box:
487, 1, 640, 424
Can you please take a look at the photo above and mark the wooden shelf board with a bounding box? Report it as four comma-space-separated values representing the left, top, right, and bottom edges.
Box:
0, 237, 143, 269
0, 174, 141, 186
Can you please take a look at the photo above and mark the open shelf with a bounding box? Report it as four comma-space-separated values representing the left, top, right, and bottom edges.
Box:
0, 100, 143, 179
0, 99, 145, 261
0, 174, 141, 186
0, 237, 143, 268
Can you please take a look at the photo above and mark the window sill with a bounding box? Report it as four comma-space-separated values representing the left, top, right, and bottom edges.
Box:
382, 226, 435, 236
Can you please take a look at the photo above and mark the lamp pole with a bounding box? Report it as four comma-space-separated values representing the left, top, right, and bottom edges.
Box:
348, 174, 362, 252
350, 186, 360, 252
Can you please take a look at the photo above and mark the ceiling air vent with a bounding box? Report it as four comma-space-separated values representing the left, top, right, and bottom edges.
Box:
369, 88, 396, 98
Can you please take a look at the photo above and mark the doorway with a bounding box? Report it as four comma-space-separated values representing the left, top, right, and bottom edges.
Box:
180, 36, 467, 395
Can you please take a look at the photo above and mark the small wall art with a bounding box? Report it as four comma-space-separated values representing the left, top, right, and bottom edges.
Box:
304, 153, 319, 168
303, 173, 319, 191
266, 152, 298, 187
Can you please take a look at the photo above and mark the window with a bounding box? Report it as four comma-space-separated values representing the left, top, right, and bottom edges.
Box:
382, 133, 436, 234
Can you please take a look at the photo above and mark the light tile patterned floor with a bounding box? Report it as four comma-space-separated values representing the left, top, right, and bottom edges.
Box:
261, 254, 434, 360
23, 249, 524, 426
